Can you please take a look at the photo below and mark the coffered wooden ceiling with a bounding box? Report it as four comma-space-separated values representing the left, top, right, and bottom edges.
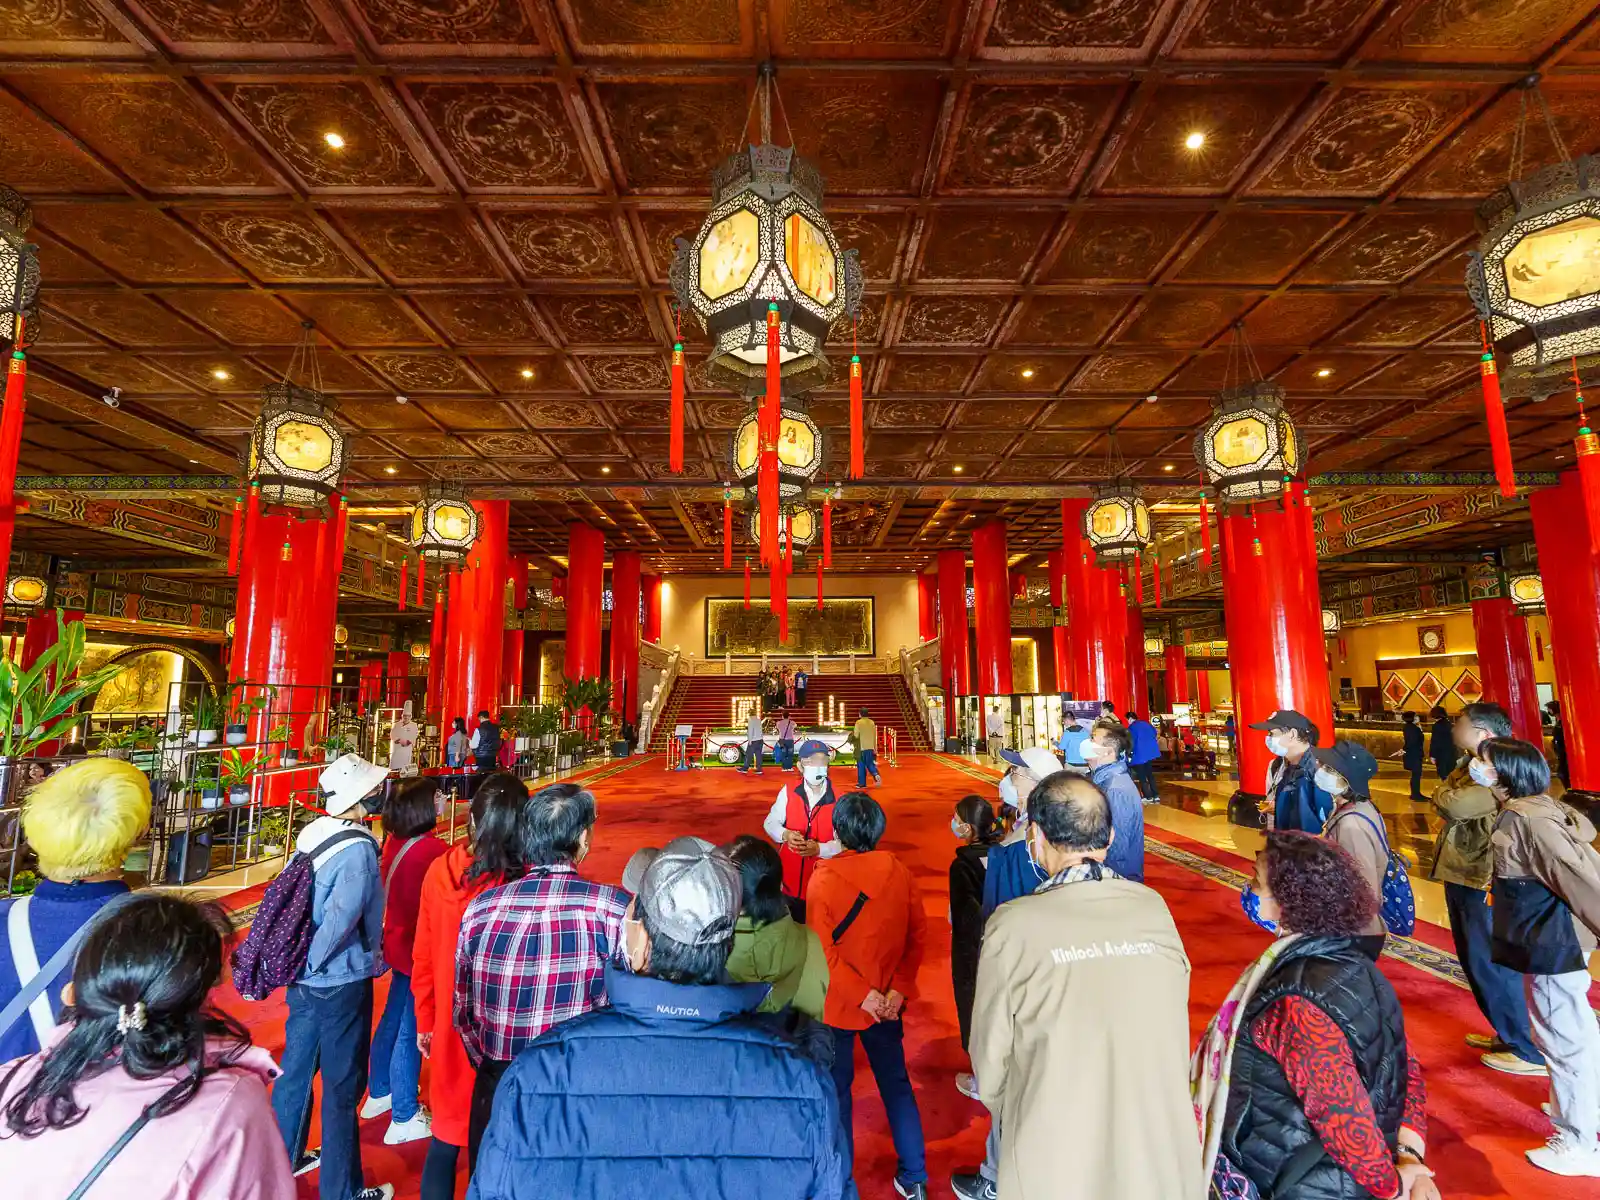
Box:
4, 0, 1600, 571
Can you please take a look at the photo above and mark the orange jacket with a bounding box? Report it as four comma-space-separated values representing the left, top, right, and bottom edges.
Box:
412, 842, 494, 1147
806, 849, 926, 1031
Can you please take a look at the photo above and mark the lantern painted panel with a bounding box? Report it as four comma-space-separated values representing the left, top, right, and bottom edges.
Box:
1194, 380, 1301, 503
248, 382, 345, 507
732, 405, 823, 498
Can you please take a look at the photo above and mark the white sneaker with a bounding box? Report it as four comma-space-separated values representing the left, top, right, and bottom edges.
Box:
1482, 1050, 1549, 1076
1527, 1132, 1600, 1177
955, 1072, 979, 1100
359, 1093, 392, 1119
354, 1187, 396, 1200
383, 1109, 432, 1145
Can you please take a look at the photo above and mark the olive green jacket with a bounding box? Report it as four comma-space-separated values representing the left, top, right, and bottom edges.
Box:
726, 913, 828, 1018
1429, 761, 1498, 889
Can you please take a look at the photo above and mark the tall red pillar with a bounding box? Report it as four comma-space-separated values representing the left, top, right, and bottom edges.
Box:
642, 574, 662, 644
20, 607, 85, 675
1048, 549, 1071, 696
972, 520, 1014, 699
1165, 645, 1190, 706
1060, 499, 1130, 712
501, 556, 528, 705
1532, 473, 1600, 791
937, 549, 970, 737
359, 660, 384, 709
385, 650, 411, 708
232, 506, 342, 760
1194, 666, 1212, 713
564, 523, 604, 682
1471, 597, 1541, 743
610, 550, 642, 725
917, 573, 938, 643
1220, 487, 1332, 802
426, 583, 447, 723
1125, 601, 1149, 719
442, 500, 509, 723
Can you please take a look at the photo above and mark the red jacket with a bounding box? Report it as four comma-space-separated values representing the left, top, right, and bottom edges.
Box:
779, 781, 837, 900
378, 832, 449, 976
807, 849, 926, 1031
411, 842, 493, 1146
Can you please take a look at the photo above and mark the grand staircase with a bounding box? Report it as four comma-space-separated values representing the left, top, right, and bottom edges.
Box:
648, 672, 931, 753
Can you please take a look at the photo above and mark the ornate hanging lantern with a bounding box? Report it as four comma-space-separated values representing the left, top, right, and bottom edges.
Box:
1083, 481, 1152, 564
1142, 635, 1165, 656
1321, 607, 1343, 634
747, 502, 818, 554
333, 623, 349, 646
248, 323, 345, 507
1195, 381, 1301, 503
0, 187, 40, 335
408, 480, 479, 565
224, 616, 236, 639
5, 575, 45, 606
409, 640, 430, 660
1508, 572, 1546, 612
732, 399, 823, 499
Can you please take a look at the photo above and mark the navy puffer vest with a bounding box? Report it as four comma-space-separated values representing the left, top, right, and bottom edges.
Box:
1222, 935, 1407, 1200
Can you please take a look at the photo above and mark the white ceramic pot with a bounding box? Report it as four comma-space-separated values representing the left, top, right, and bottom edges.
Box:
196, 729, 219, 747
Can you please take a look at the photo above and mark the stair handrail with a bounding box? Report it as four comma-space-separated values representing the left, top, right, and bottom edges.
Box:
637, 644, 682, 752
900, 644, 940, 748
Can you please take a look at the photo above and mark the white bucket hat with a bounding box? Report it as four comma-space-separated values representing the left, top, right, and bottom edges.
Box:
318, 752, 388, 816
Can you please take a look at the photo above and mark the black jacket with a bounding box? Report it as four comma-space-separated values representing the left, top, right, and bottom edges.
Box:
949, 841, 993, 1050
1222, 935, 1408, 1200
1401, 723, 1423, 768
1429, 720, 1454, 771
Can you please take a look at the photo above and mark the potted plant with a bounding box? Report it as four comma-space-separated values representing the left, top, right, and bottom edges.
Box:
186, 690, 226, 746
195, 758, 223, 810
556, 728, 582, 771
528, 703, 561, 749
0, 614, 123, 803
96, 725, 142, 760
320, 729, 351, 760
220, 750, 255, 806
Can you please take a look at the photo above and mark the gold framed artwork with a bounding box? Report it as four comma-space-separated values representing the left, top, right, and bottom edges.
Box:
706, 597, 873, 657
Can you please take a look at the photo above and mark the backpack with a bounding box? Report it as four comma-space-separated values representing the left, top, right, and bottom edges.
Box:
1344, 810, 1417, 937
231, 829, 375, 1001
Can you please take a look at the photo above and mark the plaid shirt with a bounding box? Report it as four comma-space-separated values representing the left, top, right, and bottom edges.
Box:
454, 863, 629, 1064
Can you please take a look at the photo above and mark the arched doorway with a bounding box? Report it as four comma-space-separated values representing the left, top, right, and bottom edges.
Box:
86, 642, 223, 712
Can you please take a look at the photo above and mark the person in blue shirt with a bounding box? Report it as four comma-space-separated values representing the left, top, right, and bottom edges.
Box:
1082, 720, 1145, 882
1124, 710, 1162, 802
0, 759, 151, 1064
1250, 708, 1334, 832
1056, 715, 1090, 766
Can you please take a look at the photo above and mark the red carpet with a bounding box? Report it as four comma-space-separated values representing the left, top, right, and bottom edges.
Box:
216, 754, 1599, 1199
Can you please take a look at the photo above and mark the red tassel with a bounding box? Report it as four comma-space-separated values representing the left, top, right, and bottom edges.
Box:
760, 306, 781, 566
1479, 323, 1516, 499
244, 483, 261, 570
849, 355, 864, 480
398, 558, 407, 612
816, 558, 824, 612
1573, 362, 1600, 555
822, 489, 833, 569
0, 334, 30, 514
669, 341, 685, 474
1134, 556, 1145, 604
722, 490, 733, 570
227, 496, 243, 575
1061, 497, 1073, 547
416, 557, 425, 607
1153, 553, 1163, 608
743, 559, 751, 610
1199, 492, 1213, 566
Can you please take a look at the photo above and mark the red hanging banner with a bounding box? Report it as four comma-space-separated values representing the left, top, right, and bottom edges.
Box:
816, 558, 824, 612
1153, 552, 1163, 609
1479, 322, 1516, 499
849, 356, 864, 480
669, 340, 685, 474
1571, 359, 1600, 555
416, 557, 426, 607
743, 558, 751, 610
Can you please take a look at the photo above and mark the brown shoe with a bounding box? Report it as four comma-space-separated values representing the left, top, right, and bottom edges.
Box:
1465, 1033, 1501, 1051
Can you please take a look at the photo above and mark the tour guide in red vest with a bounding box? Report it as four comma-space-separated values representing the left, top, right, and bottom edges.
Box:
761, 739, 842, 924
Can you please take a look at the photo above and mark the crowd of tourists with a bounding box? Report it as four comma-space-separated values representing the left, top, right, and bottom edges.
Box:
0, 692, 1595, 1197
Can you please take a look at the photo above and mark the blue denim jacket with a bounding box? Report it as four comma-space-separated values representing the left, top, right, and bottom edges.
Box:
295, 816, 385, 987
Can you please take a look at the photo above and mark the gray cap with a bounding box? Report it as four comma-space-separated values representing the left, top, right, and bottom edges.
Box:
630, 835, 741, 947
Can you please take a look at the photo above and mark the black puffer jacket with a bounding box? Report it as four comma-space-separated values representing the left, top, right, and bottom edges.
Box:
1222, 935, 1407, 1200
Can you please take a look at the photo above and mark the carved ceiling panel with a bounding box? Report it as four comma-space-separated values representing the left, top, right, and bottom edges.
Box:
917, 209, 1057, 280
558, 0, 745, 54
972, 353, 1081, 393
184, 208, 368, 283
0, 0, 119, 45
783, 74, 945, 194
772, 0, 959, 56
885, 355, 977, 394
1008, 294, 1132, 346
1241, 293, 1374, 345
362, 353, 485, 394
254, 350, 382, 394
1369, 0, 1585, 62
1043, 209, 1200, 283
159, 291, 307, 344
45, 292, 212, 347
1334, 297, 1470, 347
898, 295, 1011, 345
488, 210, 630, 280
596, 81, 751, 192
471, 354, 574, 393
1064, 352, 1185, 393
945, 84, 1122, 192
133, 0, 330, 45
1117, 292, 1258, 347
982, 0, 1170, 54
577, 354, 671, 393
334, 209, 502, 283
1173, 210, 1347, 283
350, 0, 535, 46
1176, 0, 1377, 60
1298, 211, 1475, 285
218, 82, 430, 189
542, 295, 653, 345
1101, 84, 1308, 193
872, 399, 951, 428
40, 205, 244, 283
1402, 86, 1599, 197
414, 294, 543, 345
279, 292, 434, 347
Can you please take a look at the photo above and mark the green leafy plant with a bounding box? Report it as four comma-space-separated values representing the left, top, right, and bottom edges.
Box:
96, 724, 157, 753
0, 614, 124, 758
185, 689, 226, 733
226, 679, 276, 725
559, 675, 613, 719
220, 748, 262, 789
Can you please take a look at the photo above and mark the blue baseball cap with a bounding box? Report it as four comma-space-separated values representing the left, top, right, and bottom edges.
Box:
797, 738, 830, 760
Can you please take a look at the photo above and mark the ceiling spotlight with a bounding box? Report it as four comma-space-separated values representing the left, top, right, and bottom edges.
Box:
1163, 463, 1174, 472
211, 368, 230, 381
600, 465, 611, 473
384, 466, 397, 475
1020, 367, 1035, 379
520, 367, 534, 379
1184, 131, 1206, 151
952, 465, 963, 474
1315, 367, 1333, 378
324, 131, 345, 150
1146, 393, 1159, 404
396, 394, 409, 404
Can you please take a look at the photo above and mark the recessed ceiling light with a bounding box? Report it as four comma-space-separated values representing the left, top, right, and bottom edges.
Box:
211, 368, 230, 381
601, 465, 611, 473
1163, 463, 1174, 472
324, 132, 345, 150
1315, 368, 1332, 378
384, 466, 397, 475
1184, 131, 1206, 151
520, 367, 534, 379
952, 465, 963, 473
1021, 367, 1034, 379
395, 394, 409, 404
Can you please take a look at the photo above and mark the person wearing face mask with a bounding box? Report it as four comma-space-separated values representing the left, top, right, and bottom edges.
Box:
1480, 736, 1600, 1177
981, 747, 1062, 920
1309, 741, 1389, 939
763, 739, 842, 924
1250, 709, 1332, 832
469, 837, 852, 1200
949, 795, 1003, 1101
1082, 719, 1146, 882
453, 782, 627, 1167
1430, 702, 1545, 1078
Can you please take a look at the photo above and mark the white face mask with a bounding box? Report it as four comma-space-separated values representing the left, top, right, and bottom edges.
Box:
1469, 758, 1497, 788
1266, 733, 1292, 757
998, 773, 1018, 808
1313, 768, 1347, 797
804, 764, 828, 786
951, 817, 967, 838
1083, 739, 1112, 764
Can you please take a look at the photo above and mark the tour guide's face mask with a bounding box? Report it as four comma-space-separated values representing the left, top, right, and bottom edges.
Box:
803, 760, 829, 786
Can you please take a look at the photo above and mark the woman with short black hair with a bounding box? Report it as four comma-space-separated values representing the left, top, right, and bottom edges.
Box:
0, 895, 295, 1199
949, 794, 1002, 1095
724, 835, 827, 1018
364, 778, 449, 1146
1194, 832, 1433, 1200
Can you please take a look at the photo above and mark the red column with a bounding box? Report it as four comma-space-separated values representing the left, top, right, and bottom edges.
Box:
1471, 597, 1540, 742
1125, 601, 1149, 719
501, 556, 528, 705
358, 660, 384, 709
564, 523, 605, 682
20, 607, 84, 675
1220, 491, 1332, 799
1165, 645, 1190, 706
1532, 473, 1600, 789
443, 500, 509, 723
385, 650, 410, 709
642, 574, 662, 644
1048, 549, 1071, 696
426, 581, 447, 722
1060, 499, 1130, 712
917, 572, 938, 643
610, 550, 642, 725
972, 519, 1014, 698
937, 549, 970, 737
232, 507, 341, 771
1194, 667, 1212, 713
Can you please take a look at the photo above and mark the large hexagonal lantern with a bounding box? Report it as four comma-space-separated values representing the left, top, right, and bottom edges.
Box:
0, 186, 41, 337
1194, 381, 1300, 503
747, 502, 818, 555
409, 481, 479, 566
248, 381, 344, 507
731, 403, 823, 500
1508, 572, 1546, 612
1082, 482, 1152, 564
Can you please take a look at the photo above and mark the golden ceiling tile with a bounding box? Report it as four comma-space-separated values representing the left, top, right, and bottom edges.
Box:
279, 292, 433, 347
489, 210, 630, 280
1252, 87, 1484, 196
983, 0, 1167, 53
634, 209, 702, 281
1117, 291, 1257, 346
971, 353, 1080, 393
0, 92, 122, 193
1007, 294, 1131, 345
30, 231, 113, 283
871, 399, 951, 428
467, 433, 550, 457
945, 84, 1121, 192
0, 0, 119, 44
334, 208, 502, 283
1334, 296, 1470, 347
34, 351, 198, 395
350, 0, 534, 45
578, 354, 670, 393
1161, 352, 1292, 395
253, 349, 384, 393
1240, 293, 1373, 345
597, 81, 751, 192
412, 401, 515, 432
826, 212, 907, 284
361, 353, 485, 393
939, 430, 1016, 455
1358, 352, 1476, 394
885, 354, 977, 394
414, 294, 543, 345
1369, 0, 1585, 63
917, 210, 1056, 281
954, 400, 1042, 427
1004, 458, 1067, 480
830, 295, 886, 347
183, 208, 366, 283
152, 355, 274, 394
339, 397, 438, 428
1064, 352, 1184, 393
543, 295, 653, 344
783, 74, 945, 195
773, 0, 956, 53
217, 82, 429, 190
132, 0, 330, 44
1403, 87, 1598, 198
37, 205, 243, 283
380, 433, 473, 457
1176, 0, 1374, 60
1101, 83, 1310, 193
1043, 211, 1197, 284
1297, 211, 1475, 285
545, 431, 618, 456
44, 293, 212, 347
12, 78, 277, 192
560, 0, 744, 52
409, 82, 588, 190
897, 295, 1010, 345
472, 354, 574, 393
517, 399, 606, 428
1173, 210, 1346, 284
1273, 353, 1390, 391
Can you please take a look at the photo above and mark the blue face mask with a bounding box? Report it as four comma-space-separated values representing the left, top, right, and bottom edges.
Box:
1240, 885, 1279, 934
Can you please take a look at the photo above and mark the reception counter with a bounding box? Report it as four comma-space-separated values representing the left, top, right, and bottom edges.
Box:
1332, 720, 1553, 764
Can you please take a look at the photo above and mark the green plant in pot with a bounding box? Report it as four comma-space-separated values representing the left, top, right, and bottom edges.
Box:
0, 614, 123, 773
220, 749, 257, 806
185, 689, 226, 746
224, 680, 276, 746
96, 725, 146, 760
